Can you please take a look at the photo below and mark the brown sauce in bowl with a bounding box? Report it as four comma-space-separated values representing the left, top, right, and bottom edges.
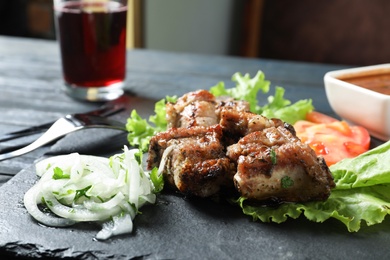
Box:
338, 70, 390, 95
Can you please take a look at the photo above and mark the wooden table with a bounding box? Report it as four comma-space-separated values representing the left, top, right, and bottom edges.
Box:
2, 36, 368, 259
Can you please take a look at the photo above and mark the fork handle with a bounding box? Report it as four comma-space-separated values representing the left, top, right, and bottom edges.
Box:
0, 118, 80, 162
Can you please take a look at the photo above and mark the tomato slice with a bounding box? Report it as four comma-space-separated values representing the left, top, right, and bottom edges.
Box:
294, 112, 370, 166
305, 111, 338, 124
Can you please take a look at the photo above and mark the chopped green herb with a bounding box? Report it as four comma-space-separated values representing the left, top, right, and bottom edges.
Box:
270, 149, 277, 164
134, 150, 142, 165
150, 167, 164, 193
52, 167, 70, 180
74, 185, 92, 201
45, 200, 53, 207
281, 176, 294, 189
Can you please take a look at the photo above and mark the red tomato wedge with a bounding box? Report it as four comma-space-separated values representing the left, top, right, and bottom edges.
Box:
294, 111, 370, 166
305, 111, 338, 124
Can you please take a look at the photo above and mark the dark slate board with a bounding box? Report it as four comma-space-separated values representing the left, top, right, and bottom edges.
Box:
2, 162, 390, 259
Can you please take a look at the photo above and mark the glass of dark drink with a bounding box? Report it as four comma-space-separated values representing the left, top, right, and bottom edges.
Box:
53, 0, 127, 101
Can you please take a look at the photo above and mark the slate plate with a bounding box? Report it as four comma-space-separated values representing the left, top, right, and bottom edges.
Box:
2, 162, 390, 259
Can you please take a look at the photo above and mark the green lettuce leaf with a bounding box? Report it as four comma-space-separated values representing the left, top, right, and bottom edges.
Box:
210, 71, 313, 124
238, 186, 390, 232
261, 87, 314, 124
330, 140, 390, 189
126, 96, 177, 152
237, 140, 390, 232
148, 98, 169, 132
210, 71, 270, 113
126, 110, 155, 152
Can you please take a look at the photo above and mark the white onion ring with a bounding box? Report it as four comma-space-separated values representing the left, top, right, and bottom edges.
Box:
23, 185, 76, 227
42, 190, 123, 222
24, 147, 158, 240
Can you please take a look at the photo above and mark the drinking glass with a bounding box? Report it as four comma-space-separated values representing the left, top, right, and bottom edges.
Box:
53, 0, 127, 101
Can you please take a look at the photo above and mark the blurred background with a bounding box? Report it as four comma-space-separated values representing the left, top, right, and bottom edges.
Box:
1, 0, 390, 66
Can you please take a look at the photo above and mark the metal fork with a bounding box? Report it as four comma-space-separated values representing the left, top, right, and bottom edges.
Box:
0, 113, 127, 162
0, 103, 124, 142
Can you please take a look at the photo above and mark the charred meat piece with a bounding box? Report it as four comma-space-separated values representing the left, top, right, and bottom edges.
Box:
166, 89, 250, 128
166, 90, 217, 128
226, 126, 335, 203
220, 109, 295, 144
147, 125, 236, 197
215, 97, 250, 114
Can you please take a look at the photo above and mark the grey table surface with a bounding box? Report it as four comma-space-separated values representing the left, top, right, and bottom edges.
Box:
2, 36, 387, 260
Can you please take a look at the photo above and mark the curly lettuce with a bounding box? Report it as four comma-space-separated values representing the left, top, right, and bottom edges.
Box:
126, 96, 177, 152
209, 71, 270, 113
210, 71, 313, 124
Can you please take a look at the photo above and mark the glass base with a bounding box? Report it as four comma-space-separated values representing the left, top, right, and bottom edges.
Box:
62, 82, 124, 102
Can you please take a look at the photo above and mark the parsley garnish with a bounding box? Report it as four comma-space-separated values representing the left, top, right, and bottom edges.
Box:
41, 197, 53, 207
74, 185, 92, 201
52, 167, 70, 180
270, 149, 277, 164
281, 176, 294, 189
150, 167, 164, 193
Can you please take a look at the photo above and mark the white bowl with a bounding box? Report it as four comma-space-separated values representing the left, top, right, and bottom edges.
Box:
324, 63, 390, 141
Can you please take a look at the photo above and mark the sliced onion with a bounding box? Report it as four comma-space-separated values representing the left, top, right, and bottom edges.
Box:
158, 145, 174, 176
23, 185, 76, 227
83, 192, 125, 211
24, 147, 157, 240
96, 213, 134, 240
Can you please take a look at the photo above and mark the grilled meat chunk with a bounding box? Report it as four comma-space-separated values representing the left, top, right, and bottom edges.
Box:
166, 89, 250, 128
219, 109, 295, 144
166, 90, 217, 128
147, 125, 236, 197
149, 89, 334, 202
226, 126, 335, 203
215, 97, 250, 114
